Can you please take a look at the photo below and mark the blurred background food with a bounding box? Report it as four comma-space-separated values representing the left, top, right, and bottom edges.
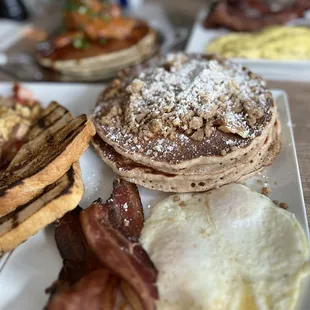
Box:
0, 0, 192, 82
206, 26, 310, 60
1, 0, 310, 81
202, 0, 310, 62
35, 0, 158, 80
203, 0, 310, 32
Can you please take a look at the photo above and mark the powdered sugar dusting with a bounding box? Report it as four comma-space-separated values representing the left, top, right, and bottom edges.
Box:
97, 54, 273, 162
124, 54, 269, 140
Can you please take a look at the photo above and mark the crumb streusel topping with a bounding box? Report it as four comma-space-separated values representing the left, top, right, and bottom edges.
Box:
100, 54, 271, 142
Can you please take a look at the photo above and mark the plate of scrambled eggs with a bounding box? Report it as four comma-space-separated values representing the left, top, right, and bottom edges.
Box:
187, 12, 310, 81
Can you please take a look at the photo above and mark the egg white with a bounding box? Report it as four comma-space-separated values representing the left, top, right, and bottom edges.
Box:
140, 184, 310, 310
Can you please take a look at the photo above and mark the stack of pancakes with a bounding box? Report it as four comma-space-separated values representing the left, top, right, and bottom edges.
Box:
92, 53, 281, 192
36, 0, 157, 81
37, 21, 157, 81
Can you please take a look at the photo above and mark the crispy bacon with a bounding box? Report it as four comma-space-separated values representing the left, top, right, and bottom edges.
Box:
204, 1, 300, 32
54, 207, 100, 285
47, 179, 158, 310
13, 83, 34, 103
47, 207, 117, 310
80, 190, 158, 310
48, 269, 118, 310
238, 0, 310, 13
106, 179, 144, 242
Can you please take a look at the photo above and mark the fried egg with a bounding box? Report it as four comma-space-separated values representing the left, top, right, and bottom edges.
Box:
140, 184, 310, 310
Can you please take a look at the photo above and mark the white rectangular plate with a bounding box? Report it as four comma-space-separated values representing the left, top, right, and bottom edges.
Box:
0, 83, 308, 310
186, 11, 310, 81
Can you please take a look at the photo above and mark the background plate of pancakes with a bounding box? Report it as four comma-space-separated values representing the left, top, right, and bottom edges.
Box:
0, 82, 309, 309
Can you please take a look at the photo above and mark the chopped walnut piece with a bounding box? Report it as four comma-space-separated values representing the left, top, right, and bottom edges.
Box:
144, 130, 154, 139
189, 116, 203, 130
135, 112, 148, 123
112, 78, 121, 88
149, 119, 162, 133
127, 78, 145, 94
273, 200, 289, 209
104, 84, 121, 99
191, 129, 204, 141
247, 114, 257, 127
100, 105, 122, 125
172, 118, 181, 126
231, 101, 243, 113
204, 125, 213, 138
279, 202, 288, 209
179, 201, 186, 207
185, 128, 193, 135
198, 105, 218, 119
173, 196, 180, 202
261, 187, 271, 196
218, 124, 249, 138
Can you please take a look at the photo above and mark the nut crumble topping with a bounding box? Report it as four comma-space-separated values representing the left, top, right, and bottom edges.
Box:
95, 54, 274, 161
100, 54, 270, 142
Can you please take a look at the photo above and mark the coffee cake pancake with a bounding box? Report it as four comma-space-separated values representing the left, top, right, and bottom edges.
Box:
92, 120, 281, 192
92, 53, 281, 192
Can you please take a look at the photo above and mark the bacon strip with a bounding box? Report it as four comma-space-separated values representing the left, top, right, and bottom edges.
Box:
47, 207, 118, 310
54, 207, 100, 285
48, 269, 118, 310
47, 179, 158, 310
204, 1, 299, 32
80, 180, 158, 310
13, 83, 33, 103
106, 179, 144, 242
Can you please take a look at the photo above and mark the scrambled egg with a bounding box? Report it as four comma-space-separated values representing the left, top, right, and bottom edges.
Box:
0, 100, 41, 143
206, 26, 310, 60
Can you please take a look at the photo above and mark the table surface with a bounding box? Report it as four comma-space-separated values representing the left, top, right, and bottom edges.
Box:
0, 0, 309, 225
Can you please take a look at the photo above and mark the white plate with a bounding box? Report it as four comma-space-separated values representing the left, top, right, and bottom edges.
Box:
186, 11, 310, 81
0, 21, 29, 52
0, 83, 308, 310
